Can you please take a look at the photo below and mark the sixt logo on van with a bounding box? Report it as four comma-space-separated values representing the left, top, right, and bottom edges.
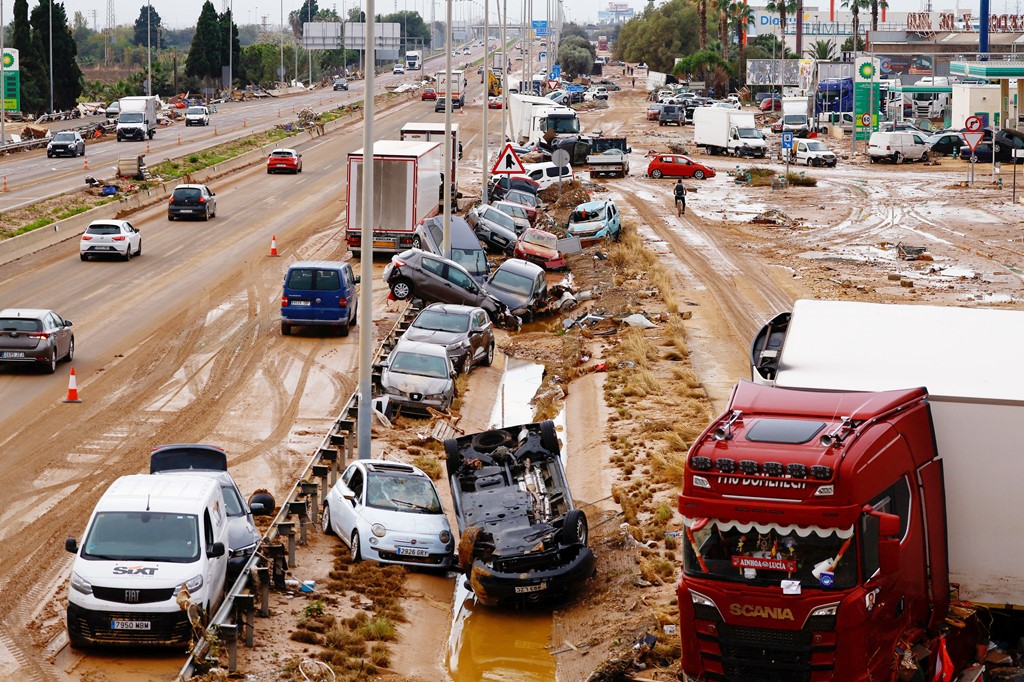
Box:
113, 566, 158, 575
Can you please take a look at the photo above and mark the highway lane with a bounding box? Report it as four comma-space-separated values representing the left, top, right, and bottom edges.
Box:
0, 66, 490, 679
0, 47, 486, 213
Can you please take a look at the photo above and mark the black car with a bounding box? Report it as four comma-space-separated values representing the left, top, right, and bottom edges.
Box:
47, 131, 86, 158
333, 78, 349, 91
445, 421, 597, 606
925, 132, 965, 156
168, 184, 217, 221
957, 129, 1024, 163
482, 259, 548, 321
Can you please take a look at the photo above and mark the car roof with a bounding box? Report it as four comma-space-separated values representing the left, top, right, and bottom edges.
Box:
271, 148, 298, 154
495, 258, 544, 276
173, 184, 207, 190
421, 215, 479, 247
288, 260, 350, 270
358, 460, 426, 477
0, 308, 53, 319
422, 302, 480, 316
393, 338, 451, 356
88, 219, 131, 227
574, 199, 612, 211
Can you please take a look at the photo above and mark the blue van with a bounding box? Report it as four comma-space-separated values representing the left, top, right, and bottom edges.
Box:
281, 261, 359, 336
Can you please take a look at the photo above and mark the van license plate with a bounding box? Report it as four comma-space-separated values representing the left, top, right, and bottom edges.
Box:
290, 300, 311, 306
397, 547, 429, 557
111, 620, 151, 630
515, 583, 546, 594
1, 352, 25, 358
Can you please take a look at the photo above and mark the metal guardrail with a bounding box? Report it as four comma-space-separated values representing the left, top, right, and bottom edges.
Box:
177, 300, 423, 680
0, 120, 115, 155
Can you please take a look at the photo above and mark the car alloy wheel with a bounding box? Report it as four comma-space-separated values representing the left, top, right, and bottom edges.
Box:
412, 236, 422, 249
46, 350, 57, 374
694, 170, 706, 179
483, 340, 494, 366
651, 169, 663, 178
390, 278, 413, 300
64, 337, 75, 362
350, 531, 362, 562
321, 504, 334, 535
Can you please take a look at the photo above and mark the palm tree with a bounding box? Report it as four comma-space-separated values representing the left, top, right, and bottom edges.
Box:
716, 0, 732, 60
699, 0, 708, 50
765, 0, 796, 49
869, 0, 888, 32
731, 1, 754, 82
842, 0, 869, 52
804, 39, 837, 60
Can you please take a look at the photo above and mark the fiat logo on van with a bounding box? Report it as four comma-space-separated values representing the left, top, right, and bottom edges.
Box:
124, 590, 140, 603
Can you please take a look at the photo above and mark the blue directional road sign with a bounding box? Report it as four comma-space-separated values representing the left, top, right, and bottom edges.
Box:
550, 65, 561, 79
539, 51, 547, 60
532, 19, 548, 36
781, 131, 794, 150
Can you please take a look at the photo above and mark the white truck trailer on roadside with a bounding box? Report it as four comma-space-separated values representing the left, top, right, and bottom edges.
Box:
345, 140, 443, 256
692, 107, 767, 157
505, 94, 580, 146
405, 50, 422, 70
116, 95, 159, 141
400, 122, 461, 210
781, 96, 812, 132
435, 69, 466, 106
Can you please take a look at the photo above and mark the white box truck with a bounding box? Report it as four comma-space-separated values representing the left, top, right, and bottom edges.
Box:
781, 95, 812, 132
435, 69, 466, 106
345, 140, 443, 256
116, 95, 159, 142
505, 94, 580, 146
64, 474, 229, 647
692, 107, 767, 157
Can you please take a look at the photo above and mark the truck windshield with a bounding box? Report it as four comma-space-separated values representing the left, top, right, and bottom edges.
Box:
82, 511, 200, 562
119, 113, 144, 123
805, 141, 828, 151
681, 518, 858, 590
548, 115, 580, 134
783, 115, 808, 126
736, 128, 761, 139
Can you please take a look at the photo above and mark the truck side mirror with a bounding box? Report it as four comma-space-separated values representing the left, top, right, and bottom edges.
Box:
867, 508, 902, 574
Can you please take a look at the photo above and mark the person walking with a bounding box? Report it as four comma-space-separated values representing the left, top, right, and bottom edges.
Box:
631, 77, 636, 88
674, 180, 687, 216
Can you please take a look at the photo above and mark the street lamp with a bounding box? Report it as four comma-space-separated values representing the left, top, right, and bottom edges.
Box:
49, 0, 53, 111
147, 0, 152, 95
280, 0, 285, 83
1, 0, 5, 146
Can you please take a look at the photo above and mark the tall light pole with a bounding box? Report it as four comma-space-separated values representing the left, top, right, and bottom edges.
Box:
442, 0, 452, 253
228, 0, 233, 93
280, 0, 285, 83
1, 0, 6, 146
481, 0, 489, 205
500, 0, 507, 142
49, 0, 53, 111
146, 0, 152, 95
357, 0, 376, 460
307, 0, 313, 84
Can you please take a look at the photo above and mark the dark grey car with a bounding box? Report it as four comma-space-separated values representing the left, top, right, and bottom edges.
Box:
403, 303, 495, 374
483, 259, 549, 321
412, 216, 491, 283
47, 131, 86, 158
382, 249, 516, 328
466, 204, 519, 252
379, 339, 457, 416
168, 184, 217, 221
333, 78, 349, 91
0, 308, 74, 373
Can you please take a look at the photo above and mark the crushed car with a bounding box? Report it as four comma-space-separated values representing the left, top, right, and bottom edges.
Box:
445, 421, 597, 606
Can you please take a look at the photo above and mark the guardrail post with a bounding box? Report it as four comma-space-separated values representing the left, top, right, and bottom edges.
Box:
289, 501, 309, 547
234, 594, 256, 647
300, 481, 319, 521
277, 522, 296, 568
265, 541, 288, 590
219, 623, 238, 671
318, 448, 338, 486
253, 565, 271, 617
312, 464, 330, 502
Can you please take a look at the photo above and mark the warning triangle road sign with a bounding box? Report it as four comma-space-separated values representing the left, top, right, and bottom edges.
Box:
963, 131, 985, 153
491, 142, 527, 175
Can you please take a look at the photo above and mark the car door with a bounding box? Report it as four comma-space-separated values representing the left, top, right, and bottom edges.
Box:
203, 186, 216, 213
445, 264, 483, 306
419, 256, 449, 301
334, 465, 363, 539
608, 203, 621, 236
125, 221, 140, 252
469, 309, 491, 360
678, 158, 695, 178
46, 312, 67, 359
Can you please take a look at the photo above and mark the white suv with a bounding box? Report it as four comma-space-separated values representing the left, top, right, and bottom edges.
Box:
184, 106, 210, 126
516, 162, 575, 190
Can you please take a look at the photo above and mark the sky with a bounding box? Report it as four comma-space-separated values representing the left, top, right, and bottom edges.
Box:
0, 0, 1010, 34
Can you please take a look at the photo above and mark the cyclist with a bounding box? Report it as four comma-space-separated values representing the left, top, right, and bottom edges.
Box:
673, 180, 687, 216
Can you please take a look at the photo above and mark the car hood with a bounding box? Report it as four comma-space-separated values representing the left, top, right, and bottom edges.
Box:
227, 515, 260, 551
483, 284, 531, 310
360, 507, 451, 533
382, 371, 452, 395
518, 242, 559, 259
402, 328, 467, 347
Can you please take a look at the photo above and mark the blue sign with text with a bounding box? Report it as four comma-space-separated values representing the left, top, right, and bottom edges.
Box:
532, 19, 548, 36
781, 131, 794, 150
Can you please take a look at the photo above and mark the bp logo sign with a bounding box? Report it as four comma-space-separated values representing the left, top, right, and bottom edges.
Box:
1, 54, 13, 68
1, 49, 18, 70
858, 62, 875, 79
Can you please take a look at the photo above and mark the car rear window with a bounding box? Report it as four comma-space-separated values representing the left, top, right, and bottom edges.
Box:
0, 318, 42, 332
86, 224, 120, 235
270, 151, 295, 158
173, 188, 201, 199
286, 268, 342, 291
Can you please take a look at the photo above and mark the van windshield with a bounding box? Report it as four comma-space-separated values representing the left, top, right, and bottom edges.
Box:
119, 113, 145, 123
82, 511, 200, 562
736, 128, 761, 139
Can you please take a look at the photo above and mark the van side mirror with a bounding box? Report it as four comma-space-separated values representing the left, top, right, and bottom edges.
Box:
354, 275, 361, 284
65, 537, 78, 553
207, 542, 226, 558
249, 501, 266, 515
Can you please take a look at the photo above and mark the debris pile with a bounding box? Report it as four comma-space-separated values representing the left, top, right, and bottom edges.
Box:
750, 209, 796, 226
539, 180, 591, 208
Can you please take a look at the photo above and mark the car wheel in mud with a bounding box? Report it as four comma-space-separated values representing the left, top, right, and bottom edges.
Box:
471, 429, 513, 453
390, 278, 413, 300
693, 170, 706, 180
350, 531, 362, 562
458, 526, 482, 572
651, 169, 663, 178
560, 509, 588, 546
444, 438, 464, 470
540, 419, 559, 451
893, 152, 903, 164
412, 235, 422, 249
921, 151, 929, 162
321, 504, 334, 535
249, 490, 276, 516
281, 322, 292, 336
482, 340, 494, 366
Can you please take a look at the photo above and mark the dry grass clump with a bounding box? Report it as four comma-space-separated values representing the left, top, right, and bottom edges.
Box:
411, 454, 442, 480
608, 224, 678, 312
612, 485, 640, 525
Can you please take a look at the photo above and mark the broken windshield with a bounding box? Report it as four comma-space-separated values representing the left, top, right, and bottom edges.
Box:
681, 518, 858, 590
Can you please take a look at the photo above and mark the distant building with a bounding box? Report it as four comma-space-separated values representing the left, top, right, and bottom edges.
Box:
598, 2, 634, 22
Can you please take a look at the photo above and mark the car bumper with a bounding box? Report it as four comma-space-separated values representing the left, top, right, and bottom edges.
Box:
268, 164, 298, 173
117, 129, 148, 140
66, 602, 193, 648
81, 243, 129, 256
280, 312, 351, 326
168, 207, 207, 218
0, 346, 51, 363
466, 546, 597, 606
47, 147, 77, 156
385, 393, 452, 417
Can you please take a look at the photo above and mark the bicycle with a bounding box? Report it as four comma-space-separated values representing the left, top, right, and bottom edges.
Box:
675, 196, 685, 217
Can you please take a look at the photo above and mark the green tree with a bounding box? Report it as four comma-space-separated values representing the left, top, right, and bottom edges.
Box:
841, 0, 869, 53
805, 39, 836, 60
133, 5, 162, 46
695, 0, 708, 50
715, 0, 730, 60
560, 22, 589, 43
219, 9, 241, 84
765, 0, 796, 48
616, 0, 701, 72
731, 1, 754, 83
186, 0, 222, 83
560, 34, 595, 59
559, 45, 593, 77
674, 50, 732, 95
24, 0, 82, 113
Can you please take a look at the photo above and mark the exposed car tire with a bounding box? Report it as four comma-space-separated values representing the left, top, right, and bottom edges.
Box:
281, 322, 292, 336
136, 241, 142, 257
80, 253, 88, 261
168, 214, 175, 221
444, 438, 463, 469
390, 278, 413, 300
651, 169, 663, 178
457, 526, 482, 572
339, 322, 350, 337
471, 429, 513, 453
47, 152, 53, 158
412, 236, 422, 249
694, 170, 706, 179
64, 337, 75, 362
321, 504, 335, 535
203, 208, 210, 221
921, 152, 930, 162
249, 490, 276, 515
461, 354, 472, 374
893, 152, 903, 164
45, 350, 58, 374
482, 340, 494, 366
123, 244, 132, 261
350, 531, 362, 563
540, 419, 559, 452
560, 509, 588, 546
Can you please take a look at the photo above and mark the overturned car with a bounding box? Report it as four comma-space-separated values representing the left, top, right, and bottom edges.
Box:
445, 421, 597, 606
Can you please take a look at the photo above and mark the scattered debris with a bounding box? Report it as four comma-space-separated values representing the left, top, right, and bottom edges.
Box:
750, 209, 795, 226
896, 242, 931, 261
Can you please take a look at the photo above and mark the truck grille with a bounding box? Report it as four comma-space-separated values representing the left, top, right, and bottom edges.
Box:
92, 586, 176, 604
701, 622, 833, 682
67, 605, 192, 646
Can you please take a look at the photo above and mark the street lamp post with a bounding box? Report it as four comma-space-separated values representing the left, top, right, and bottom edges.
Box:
357, 0, 376, 459
49, 0, 53, 111
442, 0, 452, 253
147, 0, 152, 95
1, 0, 5, 146
481, 0, 488, 206
280, 0, 285, 83
228, 0, 233, 93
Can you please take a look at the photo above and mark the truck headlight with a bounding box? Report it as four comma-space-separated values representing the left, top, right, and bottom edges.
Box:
690, 590, 717, 608
180, 574, 204, 593
70, 572, 93, 595
371, 523, 387, 538
809, 602, 840, 617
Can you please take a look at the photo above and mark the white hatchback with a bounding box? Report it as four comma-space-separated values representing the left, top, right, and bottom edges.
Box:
322, 460, 453, 569
79, 220, 142, 261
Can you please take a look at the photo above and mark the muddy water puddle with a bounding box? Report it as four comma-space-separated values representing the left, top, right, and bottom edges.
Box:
446, 356, 565, 680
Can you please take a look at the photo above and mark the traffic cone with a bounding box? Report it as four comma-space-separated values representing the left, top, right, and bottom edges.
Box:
63, 367, 82, 403
177, 133, 181, 145
83, 157, 89, 170
243, 118, 247, 128
146, 140, 151, 154
269, 235, 279, 257
2, 176, 7, 192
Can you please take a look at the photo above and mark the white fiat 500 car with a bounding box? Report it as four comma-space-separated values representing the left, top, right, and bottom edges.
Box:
321, 460, 453, 569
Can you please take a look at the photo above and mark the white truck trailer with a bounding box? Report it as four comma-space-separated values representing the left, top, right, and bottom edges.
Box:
505, 94, 580, 146
692, 108, 767, 157
116, 95, 159, 142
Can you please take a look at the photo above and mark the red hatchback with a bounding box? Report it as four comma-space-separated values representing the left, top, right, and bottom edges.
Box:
421, 87, 437, 101
646, 154, 715, 180
514, 228, 565, 270
267, 148, 302, 174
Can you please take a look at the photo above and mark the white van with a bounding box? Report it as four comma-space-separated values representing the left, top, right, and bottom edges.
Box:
868, 131, 930, 164
517, 162, 575, 190
64, 475, 229, 648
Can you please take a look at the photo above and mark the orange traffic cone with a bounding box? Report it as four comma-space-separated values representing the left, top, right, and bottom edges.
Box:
2, 176, 6, 192
269, 235, 279, 257
177, 133, 181, 145
83, 157, 89, 170
63, 367, 82, 403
